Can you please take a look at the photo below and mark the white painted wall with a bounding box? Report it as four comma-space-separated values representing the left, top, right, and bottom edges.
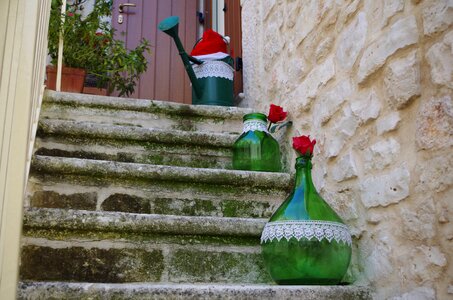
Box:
0, 0, 51, 299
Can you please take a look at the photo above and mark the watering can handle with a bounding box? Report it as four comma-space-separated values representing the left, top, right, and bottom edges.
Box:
188, 56, 203, 65
189, 34, 229, 65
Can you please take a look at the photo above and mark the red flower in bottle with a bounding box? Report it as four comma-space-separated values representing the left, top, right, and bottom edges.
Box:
293, 135, 316, 156
267, 104, 287, 123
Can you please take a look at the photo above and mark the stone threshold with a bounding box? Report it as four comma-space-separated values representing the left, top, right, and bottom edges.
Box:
38, 119, 237, 148
31, 155, 291, 188
18, 281, 372, 300
23, 208, 267, 237
44, 90, 253, 119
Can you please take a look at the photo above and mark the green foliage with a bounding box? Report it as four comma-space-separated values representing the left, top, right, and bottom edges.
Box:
48, 0, 151, 96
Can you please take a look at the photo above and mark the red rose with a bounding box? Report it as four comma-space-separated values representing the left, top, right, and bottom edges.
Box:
293, 135, 316, 156
268, 104, 287, 123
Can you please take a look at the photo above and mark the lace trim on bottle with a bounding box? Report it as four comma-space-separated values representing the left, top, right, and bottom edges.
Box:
192, 61, 234, 80
260, 220, 352, 246
243, 119, 268, 133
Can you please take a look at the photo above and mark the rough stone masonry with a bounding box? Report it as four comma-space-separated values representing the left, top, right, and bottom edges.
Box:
241, 0, 453, 299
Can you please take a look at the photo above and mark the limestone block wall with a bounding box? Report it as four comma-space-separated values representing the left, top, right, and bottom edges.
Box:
241, 0, 452, 298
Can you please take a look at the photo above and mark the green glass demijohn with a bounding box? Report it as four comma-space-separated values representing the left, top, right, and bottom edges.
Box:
261, 150, 352, 284
232, 113, 282, 172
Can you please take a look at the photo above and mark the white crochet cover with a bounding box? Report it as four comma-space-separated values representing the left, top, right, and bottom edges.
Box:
192, 61, 234, 81
243, 119, 268, 133
260, 220, 352, 246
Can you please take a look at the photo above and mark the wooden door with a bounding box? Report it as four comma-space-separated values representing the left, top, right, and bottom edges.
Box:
112, 0, 198, 103
225, 0, 243, 97
204, 0, 243, 97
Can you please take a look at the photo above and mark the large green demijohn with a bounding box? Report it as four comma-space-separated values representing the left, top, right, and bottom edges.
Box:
261, 136, 352, 284
158, 16, 234, 106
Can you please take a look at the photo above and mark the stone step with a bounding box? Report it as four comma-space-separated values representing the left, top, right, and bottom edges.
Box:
27, 156, 291, 218
21, 208, 270, 284
42, 90, 252, 134
23, 207, 266, 236
36, 119, 237, 169
18, 282, 372, 300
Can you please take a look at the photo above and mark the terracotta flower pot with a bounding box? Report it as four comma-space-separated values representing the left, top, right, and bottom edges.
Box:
46, 65, 86, 93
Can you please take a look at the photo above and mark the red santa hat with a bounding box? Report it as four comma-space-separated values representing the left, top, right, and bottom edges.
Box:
190, 29, 227, 56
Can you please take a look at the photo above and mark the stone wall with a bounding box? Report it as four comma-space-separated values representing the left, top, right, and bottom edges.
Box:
241, 0, 452, 298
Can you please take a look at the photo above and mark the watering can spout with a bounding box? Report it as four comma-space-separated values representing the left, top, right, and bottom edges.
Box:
158, 16, 203, 98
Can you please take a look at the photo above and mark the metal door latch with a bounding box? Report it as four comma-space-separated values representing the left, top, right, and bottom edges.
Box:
119, 3, 136, 13
117, 3, 136, 24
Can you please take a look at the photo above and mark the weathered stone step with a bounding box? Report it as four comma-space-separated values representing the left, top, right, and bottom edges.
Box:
31, 155, 290, 188
18, 282, 372, 300
21, 208, 270, 284
42, 90, 252, 134
23, 207, 265, 236
28, 156, 291, 218
36, 119, 237, 169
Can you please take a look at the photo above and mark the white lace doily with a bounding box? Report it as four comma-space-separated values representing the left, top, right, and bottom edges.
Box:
192, 61, 234, 81
260, 220, 352, 246
243, 119, 268, 133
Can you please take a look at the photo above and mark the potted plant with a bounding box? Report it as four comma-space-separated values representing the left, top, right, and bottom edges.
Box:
47, 0, 150, 96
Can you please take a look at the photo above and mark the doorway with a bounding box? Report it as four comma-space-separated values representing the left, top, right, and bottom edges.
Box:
112, 0, 242, 103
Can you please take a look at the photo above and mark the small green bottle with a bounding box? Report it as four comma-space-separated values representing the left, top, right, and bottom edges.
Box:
232, 113, 282, 172
261, 156, 352, 284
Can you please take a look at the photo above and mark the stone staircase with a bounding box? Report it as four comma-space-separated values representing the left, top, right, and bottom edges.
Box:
18, 90, 371, 299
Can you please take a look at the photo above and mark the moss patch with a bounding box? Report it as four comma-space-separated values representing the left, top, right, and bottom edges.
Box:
30, 191, 97, 210
150, 197, 216, 216
221, 199, 272, 218
168, 249, 272, 283
101, 194, 150, 213
148, 197, 274, 218
20, 245, 164, 283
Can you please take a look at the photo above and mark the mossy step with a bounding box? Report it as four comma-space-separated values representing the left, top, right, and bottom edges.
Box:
18, 282, 372, 300
36, 119, 236, 168
28, 156, 291, 218
21, 208, 270, 284
31, 155, 290, 187
27, 182, 287, 218
43, 90, 252, 133
38, 119, 237, 147
23, 208, 266, 236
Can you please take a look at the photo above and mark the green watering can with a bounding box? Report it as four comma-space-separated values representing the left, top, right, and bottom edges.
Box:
158, 16, 234, 106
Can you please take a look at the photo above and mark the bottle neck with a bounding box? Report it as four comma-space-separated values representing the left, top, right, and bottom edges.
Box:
294, 156, 314, 188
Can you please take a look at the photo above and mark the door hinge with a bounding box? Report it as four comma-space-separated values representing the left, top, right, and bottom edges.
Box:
196, 11, 205, 24
235, 57, 242, 72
